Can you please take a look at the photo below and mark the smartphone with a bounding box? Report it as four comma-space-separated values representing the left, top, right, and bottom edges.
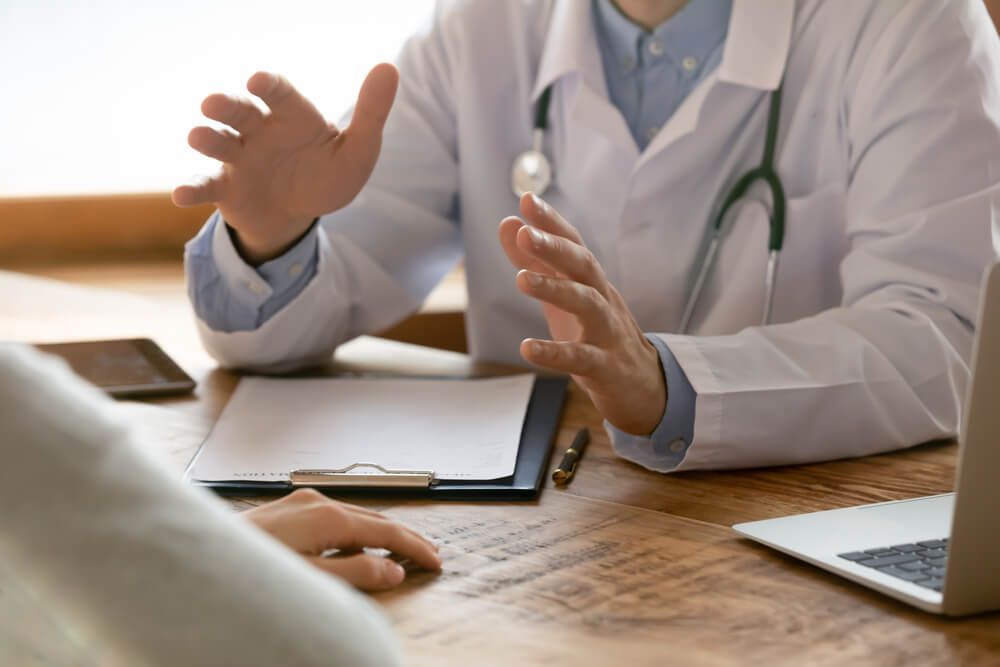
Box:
33, 338, 196, 398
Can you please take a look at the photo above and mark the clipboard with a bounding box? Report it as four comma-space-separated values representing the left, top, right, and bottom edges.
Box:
190, 376, 568, 500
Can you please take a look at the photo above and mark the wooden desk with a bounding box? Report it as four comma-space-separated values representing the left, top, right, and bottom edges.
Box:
3, 270, 999, 666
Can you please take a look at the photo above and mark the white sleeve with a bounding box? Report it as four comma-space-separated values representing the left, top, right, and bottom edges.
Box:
664, 1, 1000, 470
0, 344, 402, 667
196, 6, 463, 372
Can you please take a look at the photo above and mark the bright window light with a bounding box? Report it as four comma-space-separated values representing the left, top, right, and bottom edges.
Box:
0, 0, 436, 196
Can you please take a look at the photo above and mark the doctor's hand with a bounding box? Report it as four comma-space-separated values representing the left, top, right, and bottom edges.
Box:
172, 64, 399, 265
244, 489, 441, 592
499, 194, 667, 436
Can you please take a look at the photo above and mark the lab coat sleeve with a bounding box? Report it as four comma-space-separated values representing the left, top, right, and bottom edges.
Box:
650, 1, 1000, 471
0, 344, 402, 667
189, 6, 463, 371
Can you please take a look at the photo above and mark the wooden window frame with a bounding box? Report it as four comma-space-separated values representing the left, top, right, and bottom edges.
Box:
0, 193, 214, 264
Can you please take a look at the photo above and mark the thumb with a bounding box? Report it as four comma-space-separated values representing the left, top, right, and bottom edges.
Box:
345, 62, 399, 140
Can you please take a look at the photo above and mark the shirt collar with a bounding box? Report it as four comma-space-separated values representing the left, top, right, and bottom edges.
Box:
531, 0, 795, 102
593, 0, 732, 77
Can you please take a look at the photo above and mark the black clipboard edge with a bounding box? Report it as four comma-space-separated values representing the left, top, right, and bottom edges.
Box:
192, 376, 568, 501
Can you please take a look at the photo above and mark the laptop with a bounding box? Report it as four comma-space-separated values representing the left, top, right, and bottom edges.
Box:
733, 262, 1000, 616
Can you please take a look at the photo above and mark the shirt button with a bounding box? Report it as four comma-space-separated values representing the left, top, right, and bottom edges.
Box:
668, 439, 686, 454
646, 125, 660, 142
648, 40, 665, 57
288, 262, 304, 278
623, 55, 636, 72
247, 281, 265, 296
682, 56, 698, 72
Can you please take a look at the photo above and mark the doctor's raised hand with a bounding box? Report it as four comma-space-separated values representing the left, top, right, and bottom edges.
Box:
172, 64, 398, 265
499, 194, 667, 436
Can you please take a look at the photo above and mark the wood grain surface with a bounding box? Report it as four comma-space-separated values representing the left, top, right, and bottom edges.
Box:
0, 193, 213, 263
2, 269, 999, 666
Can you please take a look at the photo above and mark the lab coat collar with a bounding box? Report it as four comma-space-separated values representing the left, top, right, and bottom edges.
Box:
716, 0, 795, 91
638, 0, 795, 166
529, 0, 637, 155
530, 0, 604, 103
531, 0, 795, 102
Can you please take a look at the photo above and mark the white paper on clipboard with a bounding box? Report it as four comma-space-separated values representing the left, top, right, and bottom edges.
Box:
189, 374, 535, 483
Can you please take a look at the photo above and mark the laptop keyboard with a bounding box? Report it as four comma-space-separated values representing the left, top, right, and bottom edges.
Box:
838, 538, 948, 592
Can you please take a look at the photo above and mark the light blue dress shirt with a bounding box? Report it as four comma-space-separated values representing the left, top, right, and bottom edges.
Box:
185, 0, 731, 467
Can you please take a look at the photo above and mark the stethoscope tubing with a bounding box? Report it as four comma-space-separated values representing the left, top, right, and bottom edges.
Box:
515, 80, 787, 334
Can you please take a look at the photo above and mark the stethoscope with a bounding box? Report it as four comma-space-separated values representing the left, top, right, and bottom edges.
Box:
511, 83, 787, 333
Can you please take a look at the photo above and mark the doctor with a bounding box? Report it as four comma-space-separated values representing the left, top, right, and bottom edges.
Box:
174, 0, 1000, 472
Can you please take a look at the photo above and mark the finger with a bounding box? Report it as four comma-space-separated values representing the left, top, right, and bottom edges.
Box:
288, 489, 387, 519
352, 515, 440, 553
247, 71, 321, 120
282, 491, 439, 557
336, 514, 442, 571
499, 216, 551, 273
310, 553, 407, 592
519, 192, 584, 245
344, 62, 399, 141
334, 502, 389, 520
171, 174, 226, 207
336, 503, 441, 554
516, 224, 607, 292
200, 93, 265, 134
520, 339, 608, 378
516, 270, 614, 342
187, 126, 242, 163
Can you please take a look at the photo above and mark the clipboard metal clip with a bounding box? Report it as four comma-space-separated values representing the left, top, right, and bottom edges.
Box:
290, 463, 437, 489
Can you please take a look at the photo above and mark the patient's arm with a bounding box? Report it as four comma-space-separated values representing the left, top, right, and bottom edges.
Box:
0, 344, 407, 667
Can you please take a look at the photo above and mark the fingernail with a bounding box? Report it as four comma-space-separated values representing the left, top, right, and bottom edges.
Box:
531, 341, 546, 357
530, 192, 544, 210
525, 271, 543, 287
528, 227, 546, 247
385, 560, 406, 586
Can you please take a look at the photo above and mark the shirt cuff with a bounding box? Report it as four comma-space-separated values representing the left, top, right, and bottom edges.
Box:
605, 334, 697, 472
184, 213, 320, 332
252, 223, 320, 308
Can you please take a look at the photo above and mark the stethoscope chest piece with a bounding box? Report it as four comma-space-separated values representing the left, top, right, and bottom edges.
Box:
513, 85, 556, 198
511, 129, 552, 197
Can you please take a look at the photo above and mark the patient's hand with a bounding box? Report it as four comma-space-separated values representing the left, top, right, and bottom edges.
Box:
244, 489, 440, 592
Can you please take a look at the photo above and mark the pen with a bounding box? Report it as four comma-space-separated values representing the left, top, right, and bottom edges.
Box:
552, 427, 590, 485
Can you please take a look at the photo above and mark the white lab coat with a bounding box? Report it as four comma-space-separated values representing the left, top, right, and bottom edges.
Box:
195, 0, 1000, 470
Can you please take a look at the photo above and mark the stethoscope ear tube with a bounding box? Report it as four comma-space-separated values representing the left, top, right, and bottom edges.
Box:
679, 85, 787, 333
679, 235, 721, 334
762, 249, 780, 325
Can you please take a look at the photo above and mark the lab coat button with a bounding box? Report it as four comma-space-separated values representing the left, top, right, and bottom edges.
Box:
648, 40, 665, 57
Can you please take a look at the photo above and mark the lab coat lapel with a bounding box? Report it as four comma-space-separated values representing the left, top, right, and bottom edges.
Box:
532, 0, 638, 161
637, 0, 795, 169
